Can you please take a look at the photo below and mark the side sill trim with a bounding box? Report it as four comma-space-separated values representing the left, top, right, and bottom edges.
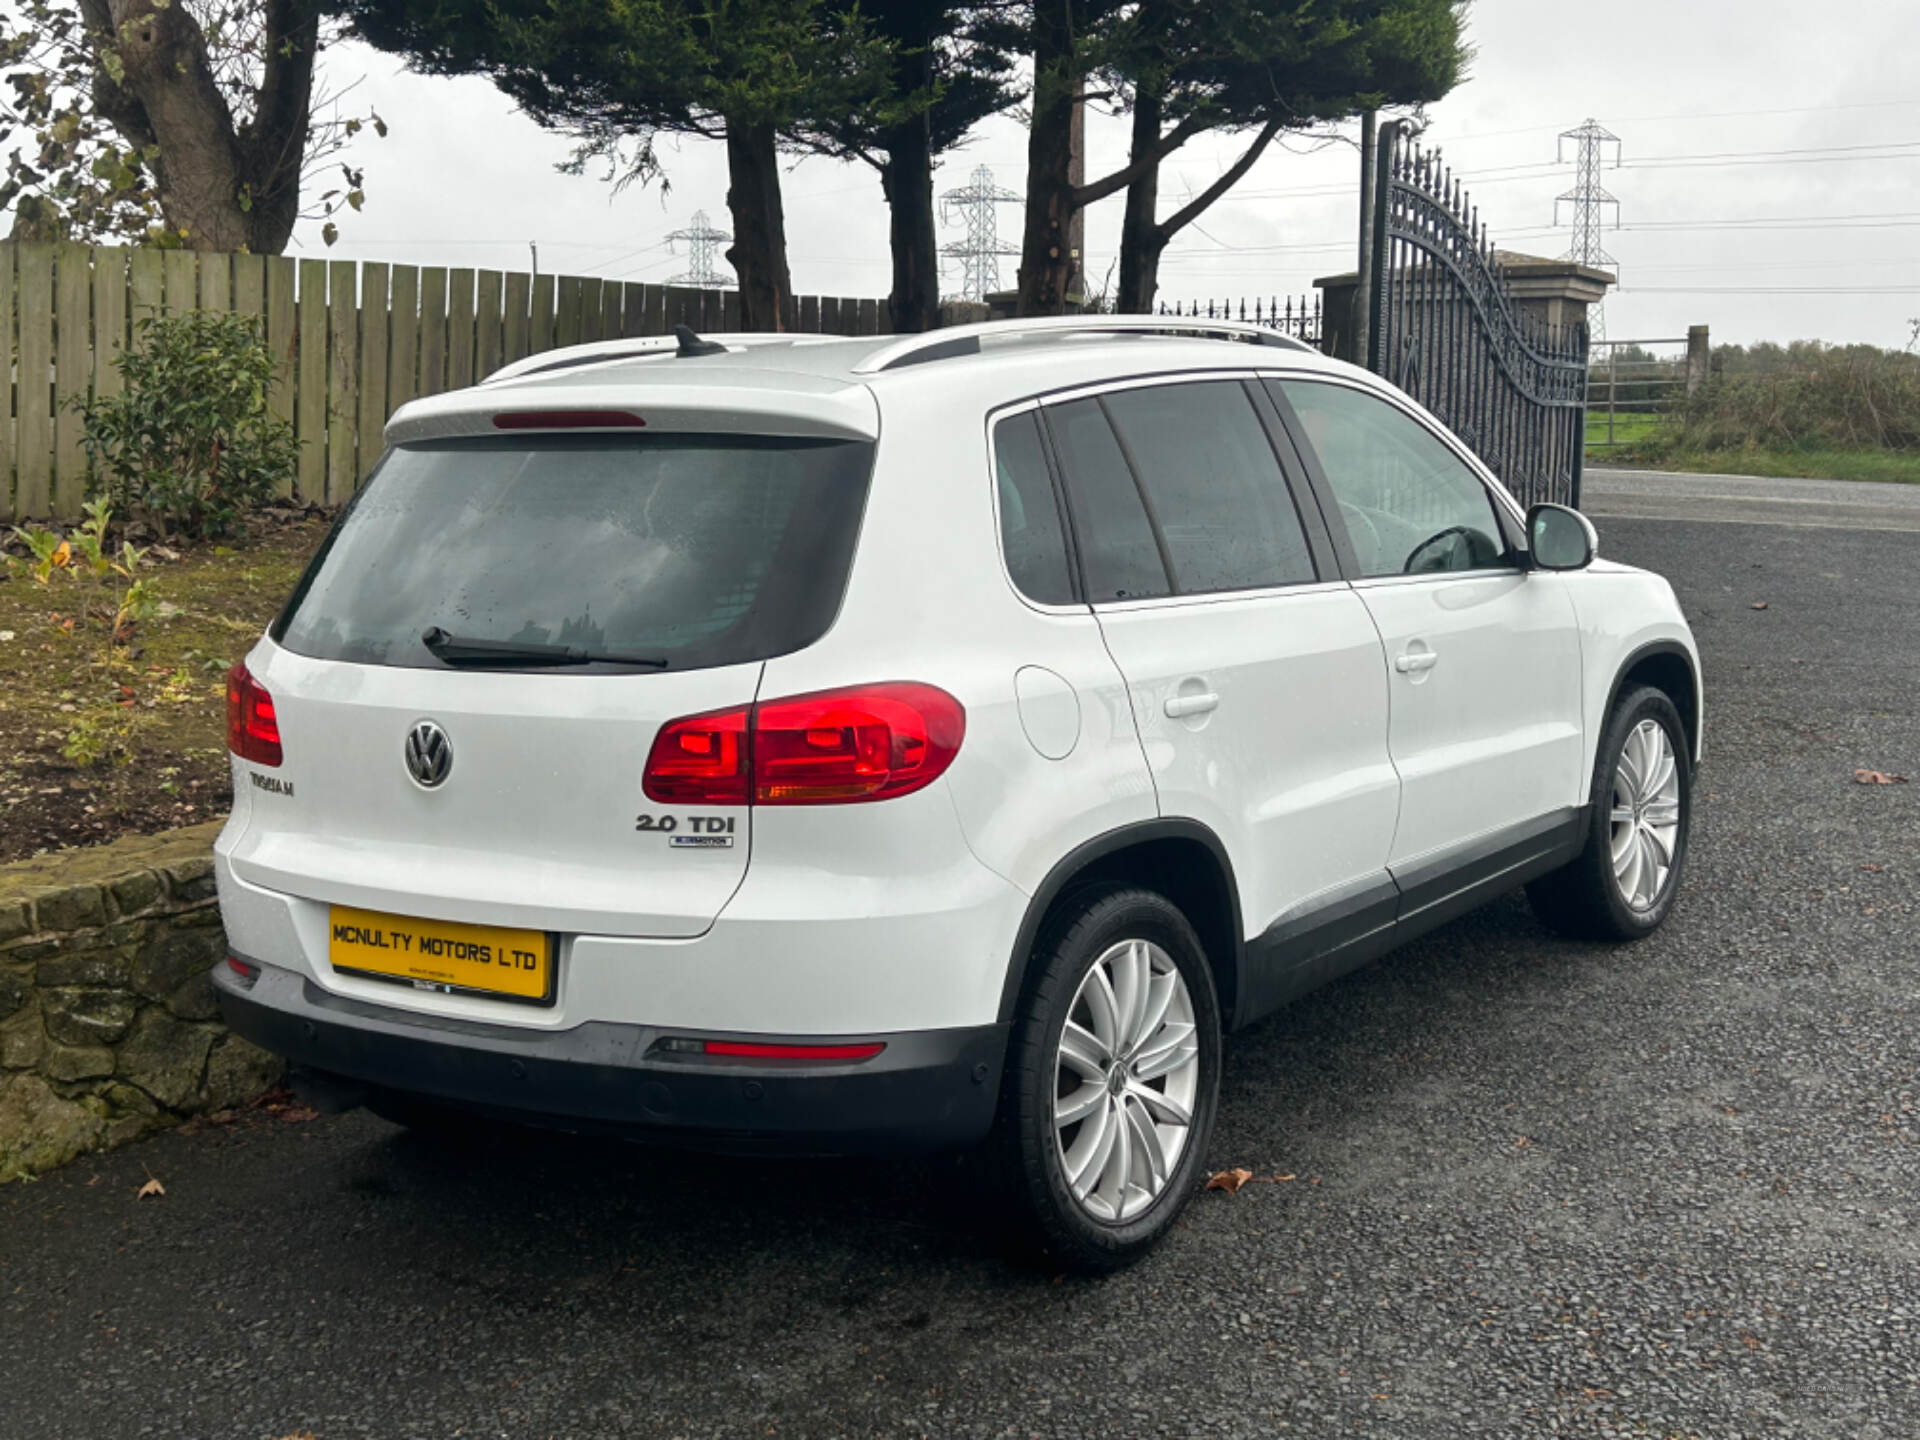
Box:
1391, 806, 1585, 927
1240, 874, 1399, 1027
1237, 806, 1589, 1029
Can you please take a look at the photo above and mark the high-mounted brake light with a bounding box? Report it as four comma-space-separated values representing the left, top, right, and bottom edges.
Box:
491, 409, 646, 430
641, 683, 964, 807
225, 661, 282, 767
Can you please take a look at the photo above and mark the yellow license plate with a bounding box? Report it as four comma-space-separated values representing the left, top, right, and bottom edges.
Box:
328, 905, 552, 1003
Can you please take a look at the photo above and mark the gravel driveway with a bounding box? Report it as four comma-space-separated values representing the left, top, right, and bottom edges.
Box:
4, 480, 1916, 1440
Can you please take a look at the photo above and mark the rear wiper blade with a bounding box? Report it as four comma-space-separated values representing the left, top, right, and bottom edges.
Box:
420, 626, 667, 668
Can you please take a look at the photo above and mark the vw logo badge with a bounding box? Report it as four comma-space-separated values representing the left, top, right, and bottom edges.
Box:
404, 720, 453, 788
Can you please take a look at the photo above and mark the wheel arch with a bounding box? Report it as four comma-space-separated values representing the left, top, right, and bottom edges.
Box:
1604, 640, 1701, 769
998, 820, 1246, 1030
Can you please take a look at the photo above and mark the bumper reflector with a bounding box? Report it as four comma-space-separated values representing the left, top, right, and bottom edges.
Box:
693, 1039, 886, 1061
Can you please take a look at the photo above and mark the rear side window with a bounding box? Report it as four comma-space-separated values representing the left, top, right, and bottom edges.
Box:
992, 412, 1076, 605
273, 434, 873, 672
1045, 398, 1171, 602
1100, 381, 1317, 593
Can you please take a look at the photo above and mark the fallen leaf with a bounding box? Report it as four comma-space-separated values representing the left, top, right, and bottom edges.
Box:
1749, 600, 1768, 610
1854, 770, 1909, 785
136, 1177, 164, 1199
1206, 1167, 1255, 1194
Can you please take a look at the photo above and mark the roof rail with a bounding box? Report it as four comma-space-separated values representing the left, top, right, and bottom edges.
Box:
852, 315, 1317, 374
482, 332, 828, 386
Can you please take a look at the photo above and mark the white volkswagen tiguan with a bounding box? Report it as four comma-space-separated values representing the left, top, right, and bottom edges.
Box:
212, 316, 1699, 1270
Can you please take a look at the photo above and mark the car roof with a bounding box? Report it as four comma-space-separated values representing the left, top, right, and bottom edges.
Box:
384, 319, 1365, 447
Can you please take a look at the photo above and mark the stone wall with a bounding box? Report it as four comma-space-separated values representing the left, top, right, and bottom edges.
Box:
0, 822, 283, 1181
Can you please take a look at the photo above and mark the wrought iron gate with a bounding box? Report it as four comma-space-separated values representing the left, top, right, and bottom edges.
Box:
1366, 123, 1590, 508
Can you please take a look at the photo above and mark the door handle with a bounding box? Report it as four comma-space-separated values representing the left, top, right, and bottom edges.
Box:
1163, 691, 1220, 719
1394, 650, 1439, 674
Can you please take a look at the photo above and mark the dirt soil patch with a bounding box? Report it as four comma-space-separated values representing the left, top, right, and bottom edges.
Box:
0, 508, 331, 863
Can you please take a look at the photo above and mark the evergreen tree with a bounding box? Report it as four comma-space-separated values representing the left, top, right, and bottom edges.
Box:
339, 0, 895, 329
1114, 0, 1466, 313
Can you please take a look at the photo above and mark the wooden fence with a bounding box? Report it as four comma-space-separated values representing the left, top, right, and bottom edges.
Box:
0, 242, 892, 523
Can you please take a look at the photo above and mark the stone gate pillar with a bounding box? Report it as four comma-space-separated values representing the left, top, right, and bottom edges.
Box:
1315, 254, 1614, 363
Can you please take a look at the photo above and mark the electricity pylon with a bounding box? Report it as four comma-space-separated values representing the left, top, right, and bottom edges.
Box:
1555, 118, 1621, 342
666, 210, 734, 289
939, 165, 1021, 302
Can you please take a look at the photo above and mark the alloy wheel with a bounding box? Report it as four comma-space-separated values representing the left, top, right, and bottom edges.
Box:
1610, 717, 1681, 912
1051, 938, 1201, 1223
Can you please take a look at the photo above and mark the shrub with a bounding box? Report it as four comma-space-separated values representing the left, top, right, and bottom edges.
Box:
76, 310, 299, 539
1676, 344, 1920, 453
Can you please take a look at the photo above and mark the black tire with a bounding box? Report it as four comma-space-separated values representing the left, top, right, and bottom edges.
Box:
1527, 684, 1692, 941
990, 886, 1223, 1273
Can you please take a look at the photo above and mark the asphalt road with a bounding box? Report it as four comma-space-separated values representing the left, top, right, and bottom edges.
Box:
5, 476, 1917, 1440
1583, 466, 1920, 531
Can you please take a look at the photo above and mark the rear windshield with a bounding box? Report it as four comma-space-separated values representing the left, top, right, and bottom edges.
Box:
272, 434, 873, 673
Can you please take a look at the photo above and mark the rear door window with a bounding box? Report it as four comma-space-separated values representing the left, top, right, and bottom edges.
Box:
273, 434, 873, 673
1100, 381, 1318, 594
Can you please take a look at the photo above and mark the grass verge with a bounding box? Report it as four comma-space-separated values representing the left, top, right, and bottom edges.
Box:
0, 509, 331, 862
1589, 442, 1920, 485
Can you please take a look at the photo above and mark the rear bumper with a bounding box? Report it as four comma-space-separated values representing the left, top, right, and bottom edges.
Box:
214, 958, 1007, 1153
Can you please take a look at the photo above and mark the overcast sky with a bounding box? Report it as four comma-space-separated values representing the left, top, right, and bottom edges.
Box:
302, 0, 1920, 351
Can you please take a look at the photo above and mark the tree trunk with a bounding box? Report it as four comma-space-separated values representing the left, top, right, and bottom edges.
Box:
1015, 8, 1079, 316
82, 0, 317, 253
881, 120, 938, 333
722, 120, 792, 331
1122, 117, 1284, 318
1117, 91, 1164, 314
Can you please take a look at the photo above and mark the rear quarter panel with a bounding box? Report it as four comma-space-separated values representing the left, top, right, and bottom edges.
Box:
754, 374, 1160, 901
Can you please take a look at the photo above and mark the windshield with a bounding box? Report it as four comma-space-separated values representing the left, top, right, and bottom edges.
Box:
273, 433, 873, 673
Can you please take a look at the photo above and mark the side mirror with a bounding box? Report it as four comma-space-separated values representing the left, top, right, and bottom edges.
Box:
1526, 503, 1597, 571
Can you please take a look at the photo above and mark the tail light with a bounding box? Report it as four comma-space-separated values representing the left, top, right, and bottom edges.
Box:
226, 661, 283, 767
643, 706, 750, 804
642, 682, 963, 806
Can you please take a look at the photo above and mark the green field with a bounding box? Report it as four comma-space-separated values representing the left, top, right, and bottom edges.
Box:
1584, 411, 1669, 449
